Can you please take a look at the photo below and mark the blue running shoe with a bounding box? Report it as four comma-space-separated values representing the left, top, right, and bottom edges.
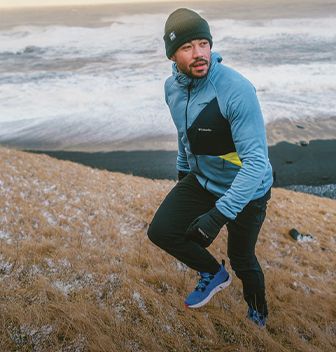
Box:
247, 307, 267, 328
185, 261, 231, 308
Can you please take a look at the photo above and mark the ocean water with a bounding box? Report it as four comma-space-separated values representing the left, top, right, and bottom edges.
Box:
0, 6, 335, 150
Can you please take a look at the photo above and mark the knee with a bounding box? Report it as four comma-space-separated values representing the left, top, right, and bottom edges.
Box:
228, 251, 260, 274
147, 220, 180, 250
147, 221, 164, 246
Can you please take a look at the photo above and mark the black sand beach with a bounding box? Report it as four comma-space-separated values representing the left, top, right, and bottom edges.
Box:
28, 139, 336, 197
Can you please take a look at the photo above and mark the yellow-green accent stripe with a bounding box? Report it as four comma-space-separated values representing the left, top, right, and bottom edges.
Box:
219, 152, 242, 167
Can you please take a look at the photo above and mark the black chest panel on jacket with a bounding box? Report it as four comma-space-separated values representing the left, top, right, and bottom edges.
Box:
187, 98, 236, 155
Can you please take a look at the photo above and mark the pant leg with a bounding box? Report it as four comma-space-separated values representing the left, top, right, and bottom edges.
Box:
227, 189, 271, 316
147, 173, 220, 274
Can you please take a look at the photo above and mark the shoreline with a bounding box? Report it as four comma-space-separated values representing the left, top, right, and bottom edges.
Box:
2, 116, 335, 153
1, 116, 335, 199
265, 116, 336, 147
24, 138, 336, 199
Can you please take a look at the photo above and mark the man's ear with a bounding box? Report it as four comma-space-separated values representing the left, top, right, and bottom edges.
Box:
170, 54, 176, 62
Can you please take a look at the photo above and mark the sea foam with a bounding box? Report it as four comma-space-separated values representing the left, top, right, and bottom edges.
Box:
0, 14, 335, 149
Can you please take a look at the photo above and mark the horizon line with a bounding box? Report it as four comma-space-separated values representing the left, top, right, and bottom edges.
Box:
0, 0, 198, 10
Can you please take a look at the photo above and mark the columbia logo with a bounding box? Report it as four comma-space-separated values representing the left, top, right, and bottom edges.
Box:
198, 128, 212, 132
169, 31, 176, 41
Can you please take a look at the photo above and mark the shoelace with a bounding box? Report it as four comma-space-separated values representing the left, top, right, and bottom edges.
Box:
195, 272, 214, 291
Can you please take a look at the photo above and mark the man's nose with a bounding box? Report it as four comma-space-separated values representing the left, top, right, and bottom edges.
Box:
192, 45, 203, 58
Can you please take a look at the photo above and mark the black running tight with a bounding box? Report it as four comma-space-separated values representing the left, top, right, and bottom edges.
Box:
148, 173, 271, 316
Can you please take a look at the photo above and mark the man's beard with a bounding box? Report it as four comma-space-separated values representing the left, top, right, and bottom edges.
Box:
187, 58, 209, 78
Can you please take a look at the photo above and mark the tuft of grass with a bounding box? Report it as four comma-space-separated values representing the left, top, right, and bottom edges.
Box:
0, 147, 335, 351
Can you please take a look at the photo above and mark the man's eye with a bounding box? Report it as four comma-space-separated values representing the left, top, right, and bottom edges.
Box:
200, 41, 209, 46
182, 45, 192, 50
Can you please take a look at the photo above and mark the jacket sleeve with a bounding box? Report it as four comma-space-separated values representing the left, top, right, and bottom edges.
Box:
164, 78, 190, 174
177, 131, 190, 173
216, 82, 270, 219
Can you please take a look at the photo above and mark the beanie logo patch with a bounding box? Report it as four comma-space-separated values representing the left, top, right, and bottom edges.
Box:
169, 31, 176, 41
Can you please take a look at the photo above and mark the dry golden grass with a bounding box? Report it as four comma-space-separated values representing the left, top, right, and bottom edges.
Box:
0, 147, 335, 352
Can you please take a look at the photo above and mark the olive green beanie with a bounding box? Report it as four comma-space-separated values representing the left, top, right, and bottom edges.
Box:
163, 8, 213, 58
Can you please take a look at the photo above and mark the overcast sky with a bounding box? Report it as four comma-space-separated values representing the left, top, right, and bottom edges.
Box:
0, 0, 184, 8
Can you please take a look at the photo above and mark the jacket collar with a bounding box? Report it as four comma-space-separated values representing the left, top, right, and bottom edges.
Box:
172, 52, 223, 88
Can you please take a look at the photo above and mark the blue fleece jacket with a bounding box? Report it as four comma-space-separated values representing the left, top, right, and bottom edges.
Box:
164, 52, 273, 220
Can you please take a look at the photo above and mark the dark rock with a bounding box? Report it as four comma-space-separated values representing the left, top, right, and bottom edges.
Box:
289, 228, 300, 240
289, 228, 314, 242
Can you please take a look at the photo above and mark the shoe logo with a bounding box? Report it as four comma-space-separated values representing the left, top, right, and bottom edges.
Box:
169, 31, 176, 41
198, 128, 212, 132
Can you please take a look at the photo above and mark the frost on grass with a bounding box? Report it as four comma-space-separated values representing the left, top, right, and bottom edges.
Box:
8, 324, 53, 352
51, 272, 94, 296
0, 230, 11, 243
0, 255, 13, 275
44, 258, 72, 273
8, 322, 86, 352
132, 291, 147, 312
175, 260, 188, 272
41, 210, 58, 226
296, 234, 315, 243
112, 300, 127, 321
120, 214, 147, 236
291, 281, 314, 295
61, 334, 86, 352
106, 273, 122, 290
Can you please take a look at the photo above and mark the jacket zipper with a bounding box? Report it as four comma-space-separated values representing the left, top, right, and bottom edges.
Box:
185, 82, 200, 172
185, 83, 191, 139
204, 178, 209, 190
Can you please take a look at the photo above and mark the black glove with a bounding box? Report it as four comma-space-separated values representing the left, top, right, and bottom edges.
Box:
177, 171, 189, 181
186, 207, 229, 247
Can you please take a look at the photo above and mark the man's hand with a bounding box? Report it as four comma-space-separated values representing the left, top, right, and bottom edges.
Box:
186, 207, 229, 247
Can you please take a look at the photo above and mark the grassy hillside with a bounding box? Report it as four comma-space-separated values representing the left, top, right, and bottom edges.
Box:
0, 147, 335, 352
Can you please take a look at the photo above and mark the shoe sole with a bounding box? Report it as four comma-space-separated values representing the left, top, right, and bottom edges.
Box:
185, 274, 232, 309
